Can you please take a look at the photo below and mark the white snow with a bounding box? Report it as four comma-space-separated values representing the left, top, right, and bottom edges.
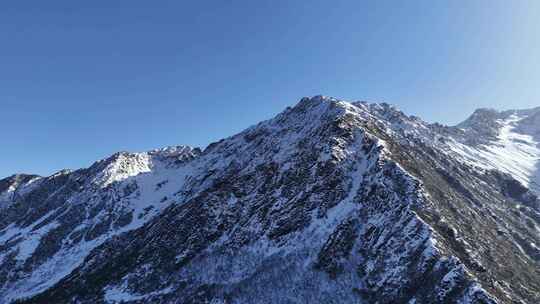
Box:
447, 114, 540, 193
16, 221, 60, 261
457, 282, 491, 304
0, 97, 516, 303
104, 282, 173, 303
0, 149, 197, 302
0, 176, 42, 209
92, 153, 152, 187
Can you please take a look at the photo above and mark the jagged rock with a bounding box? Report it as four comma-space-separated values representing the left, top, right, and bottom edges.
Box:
0, 96, 538, 304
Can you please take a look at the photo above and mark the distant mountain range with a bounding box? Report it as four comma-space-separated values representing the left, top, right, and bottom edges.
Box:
1, 96, 538, 303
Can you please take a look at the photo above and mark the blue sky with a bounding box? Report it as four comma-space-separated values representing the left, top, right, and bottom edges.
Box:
1, 1, 539, 178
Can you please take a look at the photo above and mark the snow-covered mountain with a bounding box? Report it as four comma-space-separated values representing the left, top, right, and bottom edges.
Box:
1, 96, 538, 303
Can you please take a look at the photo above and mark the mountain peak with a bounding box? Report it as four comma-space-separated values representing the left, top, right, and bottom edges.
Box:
1, 96, 539, 304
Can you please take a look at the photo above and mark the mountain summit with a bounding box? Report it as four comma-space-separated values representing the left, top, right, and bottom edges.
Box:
0, 96, 538, 303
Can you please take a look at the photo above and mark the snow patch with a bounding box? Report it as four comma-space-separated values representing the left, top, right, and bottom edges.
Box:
447, 114, 540, 193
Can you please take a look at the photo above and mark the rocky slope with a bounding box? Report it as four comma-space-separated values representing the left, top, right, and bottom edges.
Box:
0, 96, 538, 303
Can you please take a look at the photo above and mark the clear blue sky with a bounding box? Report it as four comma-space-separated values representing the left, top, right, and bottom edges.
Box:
1, 1, 539, 178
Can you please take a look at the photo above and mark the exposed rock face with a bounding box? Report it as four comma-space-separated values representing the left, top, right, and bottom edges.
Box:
0, 97, 538, 303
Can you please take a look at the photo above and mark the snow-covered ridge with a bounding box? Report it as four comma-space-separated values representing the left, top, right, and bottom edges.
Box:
92, 96, 493, 304
91, 152, 152, 187
0, 145, 201, 301
90, 145, 201, 187
0, 174, 42, 209
1, 96, 538, 303
342, 99, 540, 196
447, 111, 540, 194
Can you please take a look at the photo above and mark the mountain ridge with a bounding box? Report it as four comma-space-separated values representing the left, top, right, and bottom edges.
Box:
0, 96, 538, 303
4, 96, 537, 182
